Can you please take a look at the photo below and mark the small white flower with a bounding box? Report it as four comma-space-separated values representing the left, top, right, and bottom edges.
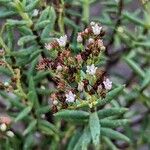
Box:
97, 39, 103, 47
45, 43, 52, 50
92, 24, 102, 35
86, 64, 97, 75
4, 82, 9, 87
56, 65, 63, 71
77, 34, 83, 43
65, 91, 76, 103
90, 21, 96, 26
88, 38, 94, 44
97, 84, 102, 91
32, 9, 39, 17
0, 123, 7, 131
103, 78, 112, 90
56, 35, 67, 47
40, 85, 46, 90
78, 82, 84, 91
53, 100, 58, 105
6, 130, 14, 137
117, 26, 124, 33
84, 28, 89, 33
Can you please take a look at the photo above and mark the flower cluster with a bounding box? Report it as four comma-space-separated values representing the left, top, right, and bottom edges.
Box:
44, 35, 67, 50
0, 115, 14, 138
37, 22, 112, 112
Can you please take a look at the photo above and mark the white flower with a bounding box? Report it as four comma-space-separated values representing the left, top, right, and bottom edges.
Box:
56, 65, 63, 71
103, 78, 112, 90
77, 34, 83, 43
78, 82, 84, 91
92, 24, 102, 35
53, 100, 58, 105
45, 43, 52, 50
88, 38, 94, 44
97, 39, 103, 47
84, 28, 89, 33
41, 85, 46, 90
4, 82, 9, 87
6, 130, 14, 137
32, 9, 39, 17
0, 123, 7, 131
97, 84, 102, 91
86, 64, 97, 75
90, 21, 96, 26
65, 91, 76, 103
56, 35, 67, 47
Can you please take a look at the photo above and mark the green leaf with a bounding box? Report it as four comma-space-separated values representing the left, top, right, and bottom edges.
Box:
26, 0, 39, 11
38, 120, 59, 135
141, 70, 150, 91
65, 9, 81, 17
23, 120, 37, 136
36, 88, 56, 95
0, 91, 24, 109
7, 19, 29, 26
54, 110, 89, 121
124, 57, 145, 78
30, 49, 41, 59
35, 20, 50, 30
100, 119, 129, 128
34, 70, 52, 82
103, 137, 119, 150
81, 127, 91, 150
28, 76, 39, 109
38, 6, 50, 23
64, 17, 80, 30
6, 26, 14, 50
101, 127, 130, 143
41, 6, 56, 38
0, 9, 16, 18
18, 35, 36, 46
18, 26, 33, 35
123, 12, 149, 28
73, 127, 91, 150
97, 85, 124, 107
23, 134, 34, 150
73, 131, 84, 150
97, 108, 128, 119
0, 67, 13, 76
36, 105, 50, 115
67, 131, 82, 150
15, 106, 32, 122
89, 112, 101, 147
0, 0, 11, 4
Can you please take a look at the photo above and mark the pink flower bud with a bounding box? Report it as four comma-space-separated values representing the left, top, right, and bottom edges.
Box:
76, 54, 83, 63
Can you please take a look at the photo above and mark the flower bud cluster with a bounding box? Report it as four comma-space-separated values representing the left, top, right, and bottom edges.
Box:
36, 22, 112, 112
0, 115, 14, 138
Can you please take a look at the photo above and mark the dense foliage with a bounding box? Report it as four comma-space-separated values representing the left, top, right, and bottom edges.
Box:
0, 0, 150, 150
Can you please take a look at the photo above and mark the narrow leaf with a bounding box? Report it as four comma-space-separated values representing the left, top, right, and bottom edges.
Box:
26, 0, 39, 11
23, 120, 37, 135
15, 106, 32, 122
81, 127, 91, 150
97, 85, 124, 107
124, 57, 145, 78
89, 112, 101, 147
18, 35, 36, 46
103, 137, 119, 150
54, 110, 89, 120
100, 119, 129, 128
97, 108, 128, 119
101, 127, 130, 143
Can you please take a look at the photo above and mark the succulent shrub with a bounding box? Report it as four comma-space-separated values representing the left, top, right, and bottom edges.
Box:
0, 0, 150, 150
